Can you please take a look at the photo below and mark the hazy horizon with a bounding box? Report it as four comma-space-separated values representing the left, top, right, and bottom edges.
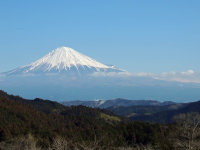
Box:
0, 1, 200, 102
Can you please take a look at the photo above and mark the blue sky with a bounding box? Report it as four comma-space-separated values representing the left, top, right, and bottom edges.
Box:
0, 0, 200, 73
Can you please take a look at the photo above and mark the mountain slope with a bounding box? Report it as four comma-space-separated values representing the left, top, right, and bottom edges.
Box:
5, 47, 122, 75
106, 100, 200, 123
129, 100, 200, 123
0, 90, 114, 116
62, 98, 176, 108
107, 103, 184, 118
0, 90, 171, 149
0, 90, 67, 114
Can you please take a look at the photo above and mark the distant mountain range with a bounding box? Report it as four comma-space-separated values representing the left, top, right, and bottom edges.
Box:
2, 88, 200, 125
127, 101, 200, 123
61, 98, 176, 108
62, 98, 200, 123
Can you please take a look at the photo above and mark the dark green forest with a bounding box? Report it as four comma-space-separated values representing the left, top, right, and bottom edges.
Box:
0, 90, 200, 150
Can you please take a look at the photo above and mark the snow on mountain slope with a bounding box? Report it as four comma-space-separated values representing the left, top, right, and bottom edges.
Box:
5, 47, 123, 75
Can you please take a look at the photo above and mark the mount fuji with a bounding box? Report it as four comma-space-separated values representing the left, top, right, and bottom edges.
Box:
0, 47, 133, 101
5, 47, 123, 75
1, 46, 200, 102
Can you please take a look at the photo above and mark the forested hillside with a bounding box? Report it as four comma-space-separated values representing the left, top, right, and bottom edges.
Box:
107, 101, 200, 123
0, 90, 200, 150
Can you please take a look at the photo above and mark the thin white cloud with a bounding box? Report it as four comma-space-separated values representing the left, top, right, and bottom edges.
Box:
181, 69, 195, 75
91, 69, 200, 84
154, 70, 200, 83
91, 71, 133, 77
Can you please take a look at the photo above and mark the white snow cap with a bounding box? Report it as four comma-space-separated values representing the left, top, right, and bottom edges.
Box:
26, 47, 110, 72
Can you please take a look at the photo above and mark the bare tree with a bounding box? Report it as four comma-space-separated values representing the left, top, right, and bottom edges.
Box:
76, 133, 106, 150
172, 112, 200, 150
50, 136, 69, 150
0, 134, 41, 150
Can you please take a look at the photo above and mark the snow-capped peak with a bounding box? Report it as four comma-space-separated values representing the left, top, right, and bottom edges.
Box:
25, 47, 110, 72
6, 46, 123, 75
